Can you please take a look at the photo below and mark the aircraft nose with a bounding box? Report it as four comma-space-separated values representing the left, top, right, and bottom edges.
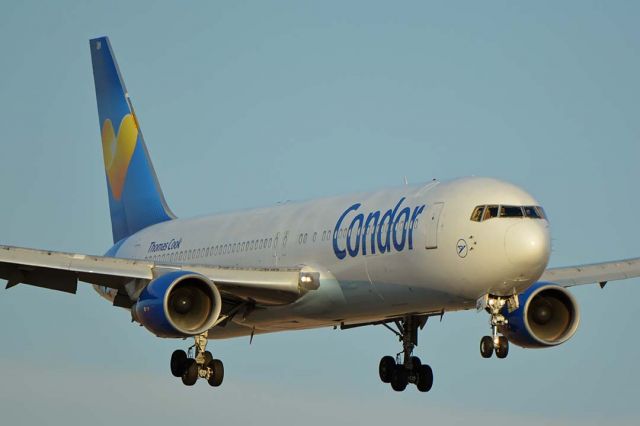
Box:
504, 221, 551, 267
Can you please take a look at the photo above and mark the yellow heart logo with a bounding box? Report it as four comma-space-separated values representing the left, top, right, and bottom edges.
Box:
101, 114, 138, 200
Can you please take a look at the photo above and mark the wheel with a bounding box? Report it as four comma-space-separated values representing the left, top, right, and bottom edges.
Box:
390, 366, 408, 392
207, 359, 224, 387
181, 358, 198, 386
379, 356, 396, 383
480, 336, 494, 358
170, 350, 187, 377
416, 364, 433, 392
203, 351, 213, 366
410, 356, 422, 371
495, 336, 509, 359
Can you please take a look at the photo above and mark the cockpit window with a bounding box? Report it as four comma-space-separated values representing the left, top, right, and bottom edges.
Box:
536, 206, 547, 219
470, 206, 484, 222
524, 206, 540, 218
471, 204, 546, 222
483, 205, 499, 221
500, 205, 524, 218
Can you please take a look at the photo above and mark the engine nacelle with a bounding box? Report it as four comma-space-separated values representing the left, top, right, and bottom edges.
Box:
501, 282, 580, 348
132, 271, 222, 338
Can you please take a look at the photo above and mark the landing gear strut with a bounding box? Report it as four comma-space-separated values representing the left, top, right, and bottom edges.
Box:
170, 333, 224, 387
477, 294, 516, 359
378, 315, 433, 392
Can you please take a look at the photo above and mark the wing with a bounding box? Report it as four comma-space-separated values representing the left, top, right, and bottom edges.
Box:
540, 257, 640, 288
0, 245, 319, 306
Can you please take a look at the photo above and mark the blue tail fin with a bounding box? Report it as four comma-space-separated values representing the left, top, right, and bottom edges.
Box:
90, 36, 175, 243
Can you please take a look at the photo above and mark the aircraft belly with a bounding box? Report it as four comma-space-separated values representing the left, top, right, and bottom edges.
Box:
229, 275, 471, 334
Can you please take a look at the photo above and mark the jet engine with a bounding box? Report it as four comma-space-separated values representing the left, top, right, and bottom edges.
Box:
132, 271, 222, 338
501, 282, 580, 348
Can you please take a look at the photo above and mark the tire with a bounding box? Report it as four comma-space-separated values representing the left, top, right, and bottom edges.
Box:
480, 336, 494, 358
181, 358, 198, 386
170, 350, 187, 377
207, 359, 224, 387
203, 351, 213, 366
379, 356, 396, 383
416, 364, 433, 393
410, 356, 422, 371
390, 366, 408, 392
495, 336, 509, 359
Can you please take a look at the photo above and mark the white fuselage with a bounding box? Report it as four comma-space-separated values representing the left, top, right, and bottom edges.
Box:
102, 177, 551, 338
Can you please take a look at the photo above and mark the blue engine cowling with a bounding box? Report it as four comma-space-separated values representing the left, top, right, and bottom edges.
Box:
500, 282, 580, 348
132, 271, 222, 338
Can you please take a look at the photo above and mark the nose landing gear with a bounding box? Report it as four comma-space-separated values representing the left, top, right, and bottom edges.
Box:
170, 333, 224, 387
477, 294, 517, 359
378, 315, 433, 392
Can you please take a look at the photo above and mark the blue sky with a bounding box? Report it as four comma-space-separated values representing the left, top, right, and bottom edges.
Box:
0, 1, 639, 424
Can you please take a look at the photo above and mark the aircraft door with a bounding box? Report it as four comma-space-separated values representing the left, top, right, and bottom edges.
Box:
280, 231, 289, 257
424, 202, 444, 249
272, 231, 289, 265
272, 232, 280, 260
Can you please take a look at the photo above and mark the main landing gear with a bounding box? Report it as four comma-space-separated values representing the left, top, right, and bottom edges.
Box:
477, 294, 518, 359
170, 333, 224, 387
378, 315, 433, 392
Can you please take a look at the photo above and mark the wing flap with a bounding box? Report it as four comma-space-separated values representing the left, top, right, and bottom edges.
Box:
0, 262, 77, 293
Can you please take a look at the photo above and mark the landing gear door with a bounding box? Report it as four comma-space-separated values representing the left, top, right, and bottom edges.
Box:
425, 202, 444, 249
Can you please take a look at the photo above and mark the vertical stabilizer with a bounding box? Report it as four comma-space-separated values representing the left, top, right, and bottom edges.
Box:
90, 36, 175, 243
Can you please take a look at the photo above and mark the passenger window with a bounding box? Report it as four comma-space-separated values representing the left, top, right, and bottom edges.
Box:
483, 205, 499, 220
500, 205, 524, 218
470, 206, 484, 222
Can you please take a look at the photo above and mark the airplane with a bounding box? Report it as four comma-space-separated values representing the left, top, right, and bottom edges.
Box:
2, 36, 639, 393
